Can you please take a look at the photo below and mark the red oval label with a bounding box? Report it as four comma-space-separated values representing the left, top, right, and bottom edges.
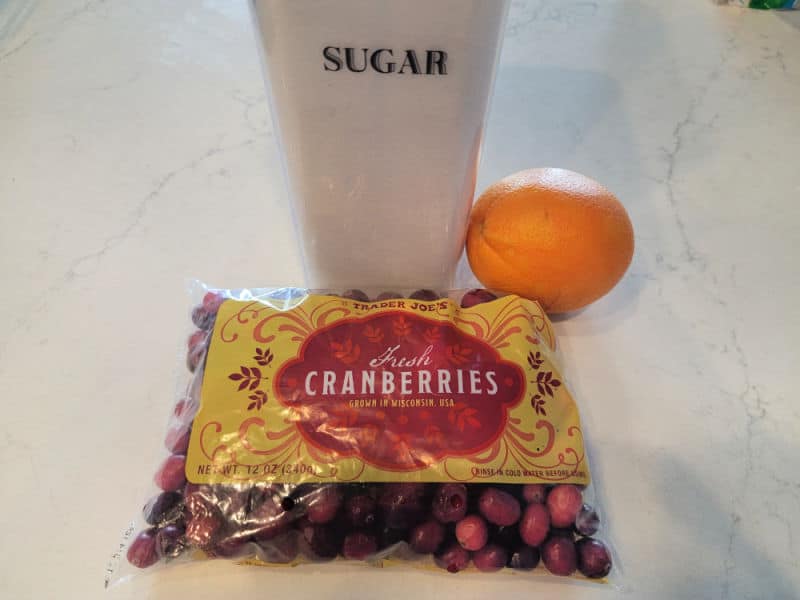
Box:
275, 311, 525, 471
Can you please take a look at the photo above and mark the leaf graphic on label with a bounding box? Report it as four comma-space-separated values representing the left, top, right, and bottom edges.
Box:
527, 351, 544, 370
536, 371, 561, 397
364, 324, 384, 343
424, 424, 444, 447
446, 344, 473, 366
254, 347, 274, 366
392, 316, 412, 338
423, 327, 441, 344
330, 338, 361, 365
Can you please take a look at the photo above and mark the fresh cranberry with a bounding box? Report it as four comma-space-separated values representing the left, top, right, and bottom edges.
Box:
342, 531, 378, 560
127, 529, 159, 568
409, 520, 445, 554
519, 503, 550, 547
542, 535, 577, 576
455, 515, 488, 551
165, 425, 191, 454
576, 537, 612, 578
522, 484, 548, 504
376, 291, 401, 301
432, 483, 468, 523
434, 543, 470, 573
409, 289, 439, 301
143, 491, 183, 526
575, 504, 600, 536
473, 543, 507, 572
478, 487, 521, 526
460, 289, 498, 308
155, 523, 186, 558
154, 454, 186, 492
342, 289, 370, 302
547, 485, 583, 528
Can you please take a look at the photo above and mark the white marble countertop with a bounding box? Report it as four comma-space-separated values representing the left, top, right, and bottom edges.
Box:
1, 1, 798, 598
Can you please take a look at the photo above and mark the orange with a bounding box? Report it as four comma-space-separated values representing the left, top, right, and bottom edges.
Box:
466, 168, 634, 314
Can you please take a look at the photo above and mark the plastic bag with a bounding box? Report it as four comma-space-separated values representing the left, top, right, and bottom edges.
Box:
107, 284, 615, 587
713, 0, 798, 8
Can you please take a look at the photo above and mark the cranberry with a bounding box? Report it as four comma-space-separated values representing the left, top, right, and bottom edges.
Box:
345, 494, 377, 529
306, 485, 343, 524
298, 523, 340, 560
541, 535, 577, 576
379, 483, 427, 529
376, 291, 402, 301
185, 512, 221, 549
342, 531, 378, 560
154, 454, 186, 492
576, 538, 612, 578
409, 520, 445, 554
342, 289, 370, 302
155, 523, 186, 558
478, 487, 521, 526
409, 289, 439, 301
210, 535, 251, 559
191, 292, 224, 330
547, 485, 583, 528
473, 543, 507, 572
522, 484, 548, 504
432, 483, 468, 524
575, 504, 600, 536
455, 515, 488, 551
508, 544, 540, 570
519, 503, 550, 547
460, 289, 498, 308
165, 425, 191, 454
143, 491, 183, 526
127, 529, 159, 568
434, 543, 471, 573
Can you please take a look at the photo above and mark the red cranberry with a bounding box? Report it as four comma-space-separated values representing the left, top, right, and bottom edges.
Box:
542, 535, 577, 576
432, 483, 468, 523
455, 515, 488, 551
522, 484, 548, 504
460, 289, 498, 308
154, 454, 186, 492
376, 291, 402, 301
409, 520, 445, 554
519, 503, 550, 547
473, 543, 507, 572
434, 543, 471, 573
306, 485, 343, 524
127, 529, 159, 568
345, 494, 377, 529
547, 485, 583, 528
478, 487, 521, 526
576, 538, 612, 578
342, 289, 370, 302
342, 531, 378, 560
409, 289, 439, 301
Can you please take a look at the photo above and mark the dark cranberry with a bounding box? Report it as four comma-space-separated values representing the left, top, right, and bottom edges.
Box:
345, 494, 377, 528
306, 485, 343, 524
522, 484, 548, 504
547, 485, 583, 528
460, 289, 498, 308
409, 520, 445, 554
434, 543, 470, 573
342, 289, 370, 302
165, 425, 191, 454
432, 483, 468, 523
508, 544, 540, 570
257, 531, 298, 563
576, 538, 612, 578
376, 291, 402, 301
541, 535, 577, 576
185, 513, 221, 549
156, 523, 186, 558
455, 515, 488, 551
154, 454, 186, 492
379, 483, 427, 529
478, 487, 521, 526
127, 529, 159, 568
492, 525, 521, 548
210, 535, 251, 559
575, 504, 600, 536
191, 305, 214, 330
143, 491, 183, 525
342, 531, 378, 560
519, 503, 550, 547
409, 289, 439, 301
250, 497, 293, 542
299, 523, 340, 560
186, 344, 205, 372
473, 543, 507, 572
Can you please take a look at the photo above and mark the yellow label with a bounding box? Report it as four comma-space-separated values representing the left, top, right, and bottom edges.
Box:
186, 294, 589, 486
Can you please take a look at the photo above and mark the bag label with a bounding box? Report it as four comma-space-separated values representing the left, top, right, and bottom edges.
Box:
186, 295, 590, 485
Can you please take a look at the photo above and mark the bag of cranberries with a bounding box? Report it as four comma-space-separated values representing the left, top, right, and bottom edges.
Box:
108, 284, 615, 586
